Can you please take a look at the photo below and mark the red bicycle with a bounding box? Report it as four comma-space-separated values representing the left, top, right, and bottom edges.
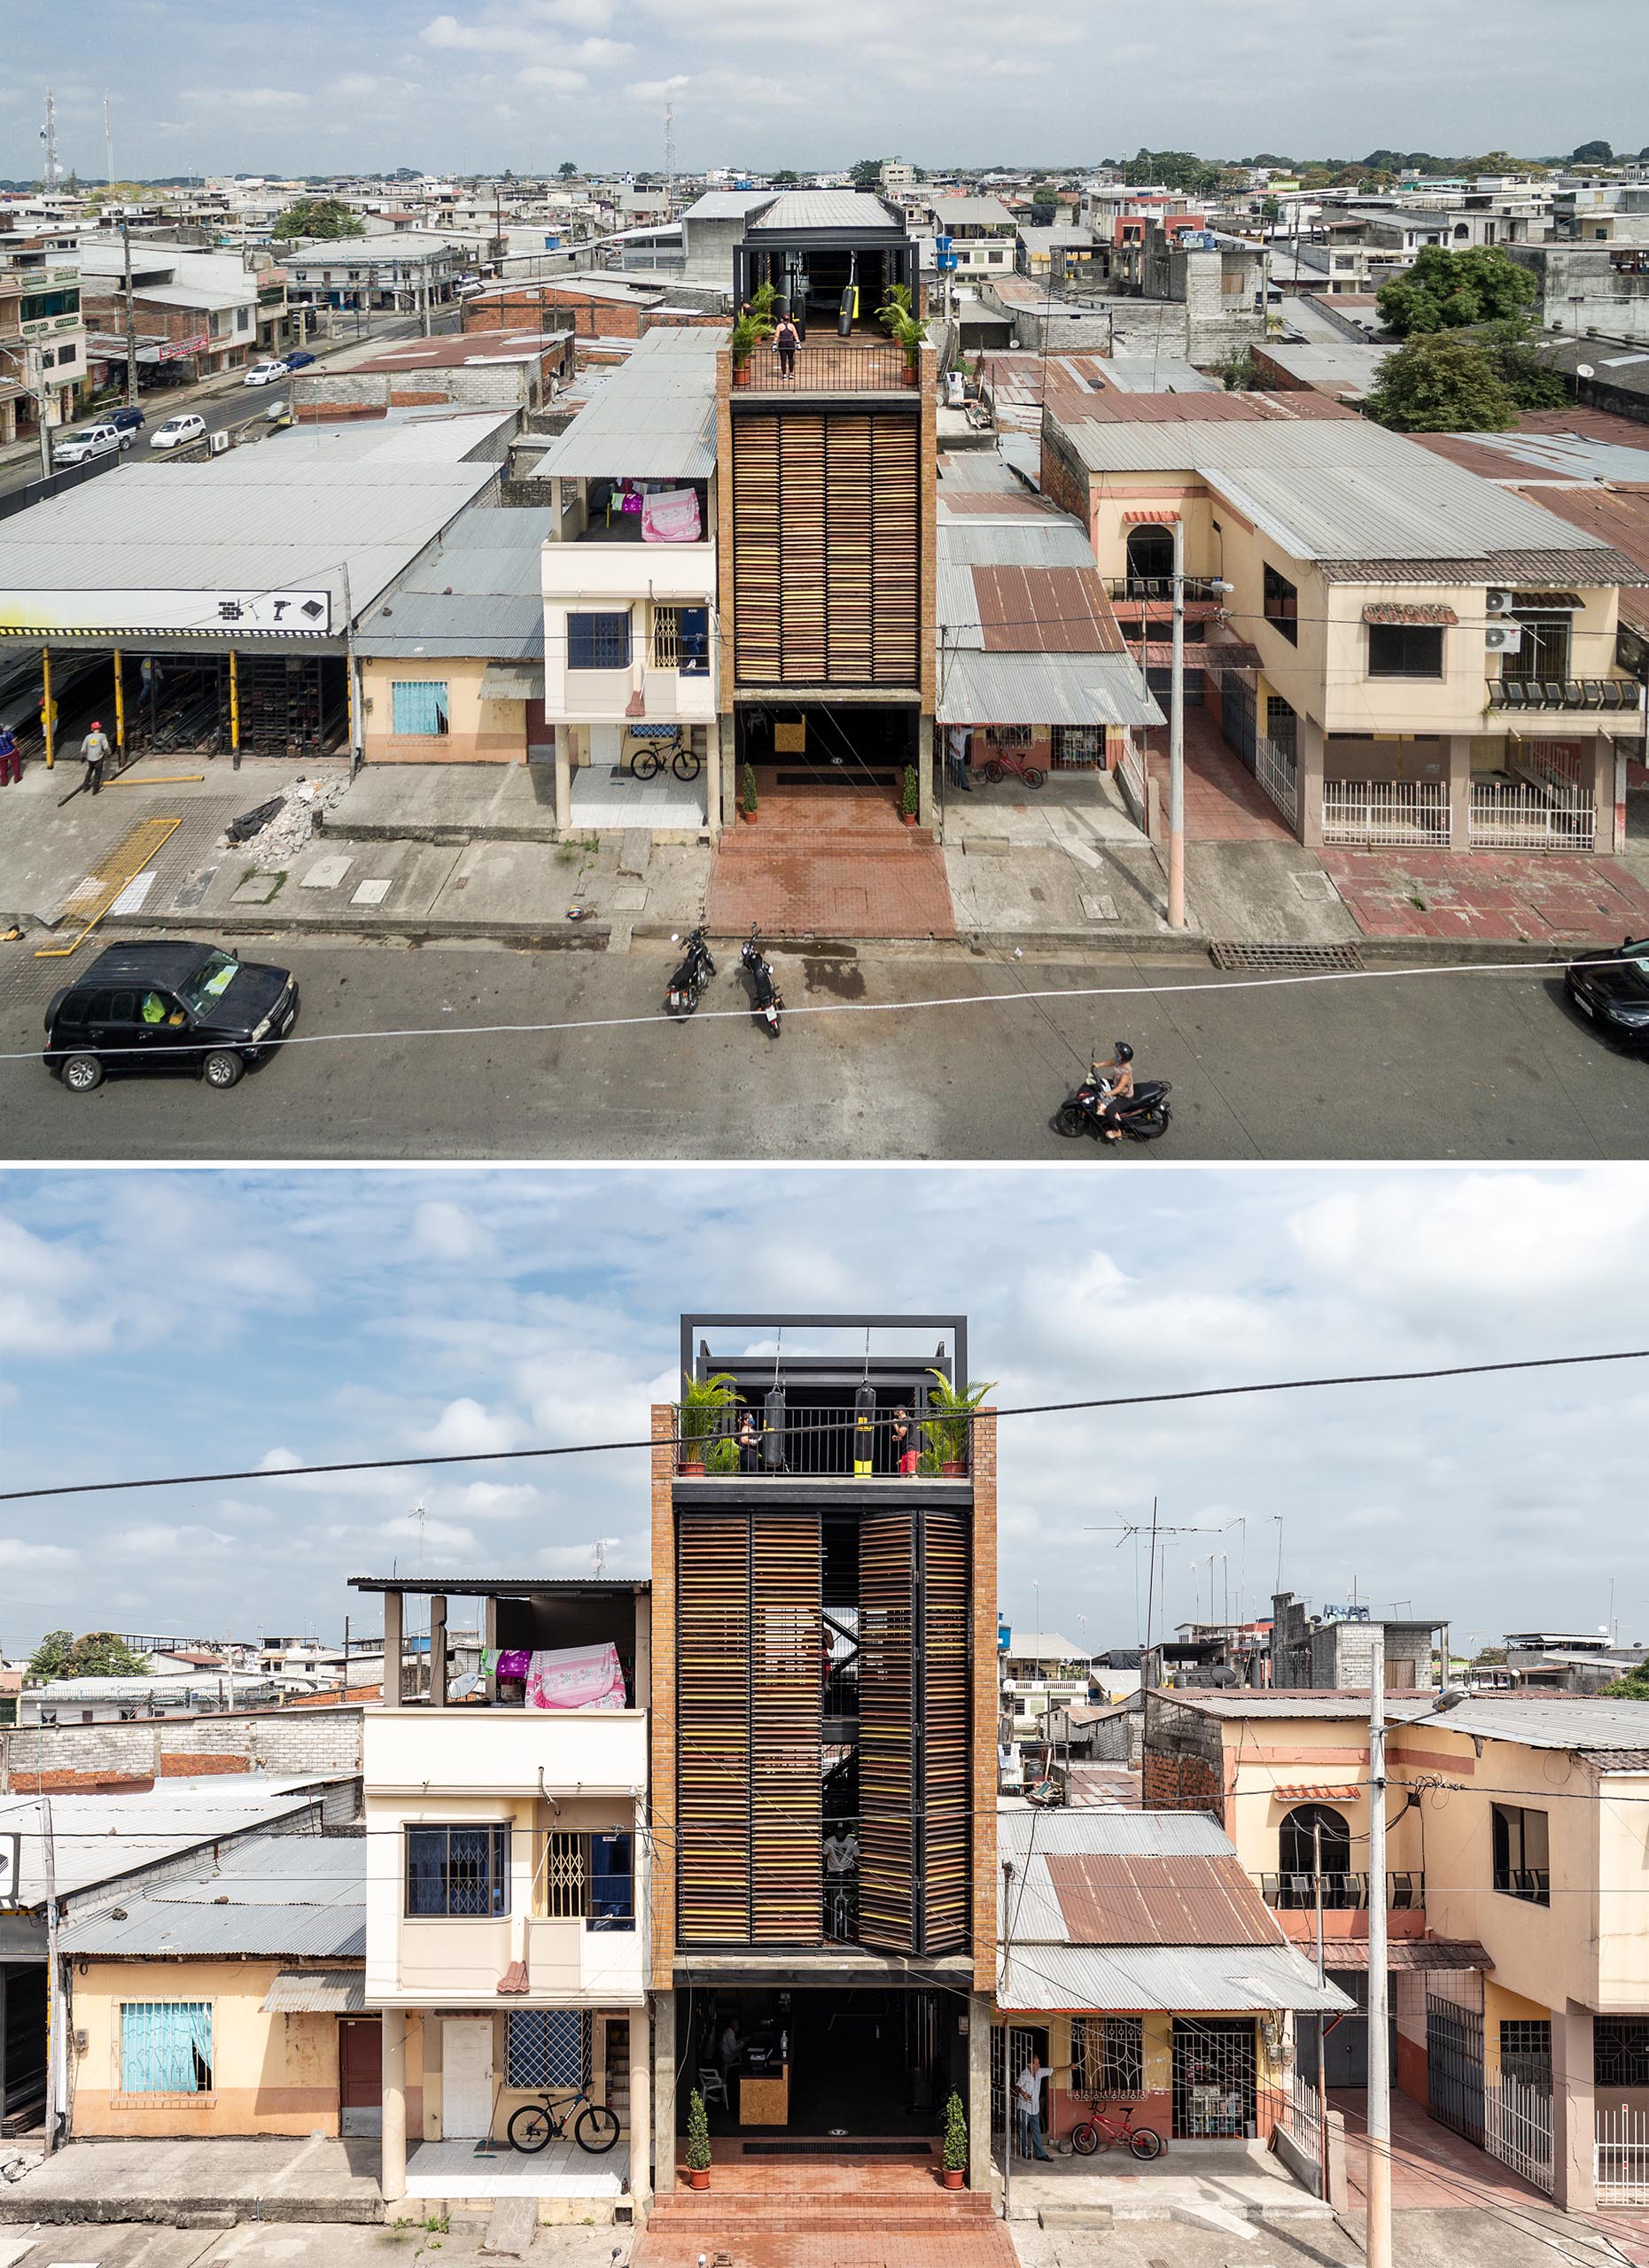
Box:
980, 750, 1046, 789
1067, 2099, 1163, 2161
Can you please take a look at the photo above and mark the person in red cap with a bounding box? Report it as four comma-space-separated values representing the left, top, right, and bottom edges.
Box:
80, 718, 112, 796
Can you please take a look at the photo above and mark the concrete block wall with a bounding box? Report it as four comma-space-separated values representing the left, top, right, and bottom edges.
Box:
0, 1704, 363, 1793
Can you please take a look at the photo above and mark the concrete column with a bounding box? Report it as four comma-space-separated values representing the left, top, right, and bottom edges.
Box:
1552, 2000, 1596, 2215
721, 715, 740, 827
382, 1589, 403, 1709
1447, 734, 1474, 851
483, 1596, 498, 1705
554, 726, 572, 832
1295, 712, 1326, 847
628, 2004, 652, 2203
917, 712, 937, 829
651, 1988, 676, 2194
967, 1992, 992, 2191
429, 1594, 447, 1708
383, 2008, 408, 2202
703, 713, 722, 840
1596, 732, 1622, 854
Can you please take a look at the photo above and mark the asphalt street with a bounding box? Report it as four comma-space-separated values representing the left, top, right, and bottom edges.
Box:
1, 932, 1645, 1161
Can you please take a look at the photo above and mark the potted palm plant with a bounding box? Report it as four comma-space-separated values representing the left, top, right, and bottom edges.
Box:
940, 2090, 968, 2189
677, 1370, 737, 1477
900, 765, 920, 825
685, 2087, 712, 2190
923, 1369, 996, 1478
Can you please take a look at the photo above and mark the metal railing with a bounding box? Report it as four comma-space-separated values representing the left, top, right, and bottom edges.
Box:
1322, 778, 1451, 847
1489, 676, 1643, 712
1492, 1865, 1552, 1903
1597, 2104, 1649, 2205
1469, 776, 1595, 850
1486, 2072, 1554, 2194
1106, 576, 1229, 604
1258, 1870, 1424, 1911
732, 343, 914, 393
672, 1402, 972, 1478
1254, 731, 1300, 830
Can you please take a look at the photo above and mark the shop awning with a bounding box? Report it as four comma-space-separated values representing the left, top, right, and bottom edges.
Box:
478, 661, 545, 702
261, 1969, 365, 2015
997, 1943, 1354, 2015
1272, 1784, 1362, 1803
1122, 509, 1181, 524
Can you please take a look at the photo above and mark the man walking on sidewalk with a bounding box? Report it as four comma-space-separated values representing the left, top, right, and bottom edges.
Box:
80, 719, 112, 796
0, 723, 19, 787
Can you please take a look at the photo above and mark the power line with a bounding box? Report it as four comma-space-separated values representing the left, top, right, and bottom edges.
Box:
2, 1345, 1645, 1505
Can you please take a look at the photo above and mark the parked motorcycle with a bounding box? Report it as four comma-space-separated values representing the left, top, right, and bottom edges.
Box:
665, 925, 716, 1016
1051, 1074, 1173, 1144
740, 924, 784, 1036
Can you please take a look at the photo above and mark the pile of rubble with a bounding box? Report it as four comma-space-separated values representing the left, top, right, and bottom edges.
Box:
221, 773, 353, 872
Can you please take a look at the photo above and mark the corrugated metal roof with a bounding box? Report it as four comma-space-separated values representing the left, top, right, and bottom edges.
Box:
680, 191, 776, 222
58, 1834, 363, 1959
1417, 1695, 1649, 1753
0, 1778, 345, 1907
1326, 1941, 1493, 1972
1046, 1850, 1281, 1948
997, 1942, 1352, 2014
937, 649, 1162, 729
751, 192, 905, 234
261, 1969, 366, 2014
941, 524, 1100, 571
478, 660, 546, 699
999, 1810, 1233, 1860
931, 198, 1018, 228
355, 505, 552, 660
533, 326, 719, 481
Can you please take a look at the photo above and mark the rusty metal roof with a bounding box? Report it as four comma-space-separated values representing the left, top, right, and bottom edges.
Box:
1044, 1849, 1280, 1947
1323, 1940, 1494, 1972
1363, 602, 1459, 627
970, 563, 1125, 655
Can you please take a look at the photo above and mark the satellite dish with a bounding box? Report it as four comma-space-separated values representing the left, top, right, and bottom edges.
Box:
1577, 363, 1595, 379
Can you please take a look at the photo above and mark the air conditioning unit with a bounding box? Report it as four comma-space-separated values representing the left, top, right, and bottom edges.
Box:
1485, 588, 1516, 615
209, 430, 230, 455
1486, 623, 1523, 654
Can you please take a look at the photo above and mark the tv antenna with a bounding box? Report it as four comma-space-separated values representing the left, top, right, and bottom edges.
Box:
41, 90, 59, 197
590, 1535, 617, 1578
413, 1499, 426, 1577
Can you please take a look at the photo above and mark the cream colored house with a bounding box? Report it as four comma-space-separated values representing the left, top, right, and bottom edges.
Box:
354, 1575, 651, 2226
1042, 409, 1645, 854
1143, 1689, 1649, 2214
536, 328, 720, 838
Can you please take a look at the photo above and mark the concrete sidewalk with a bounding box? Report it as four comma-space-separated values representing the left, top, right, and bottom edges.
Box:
0, 2225, 629, 2268
999, 2140, 1332, 2231
0, 2138, 384, 2226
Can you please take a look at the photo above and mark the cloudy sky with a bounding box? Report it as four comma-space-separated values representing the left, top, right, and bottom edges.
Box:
0, 1165, 1644, 1662
6, 0, 1645, 182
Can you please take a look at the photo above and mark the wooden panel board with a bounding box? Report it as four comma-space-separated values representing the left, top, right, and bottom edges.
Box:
677, 1513, 751, 1944
858, 1509, 915, 1952
751, 1511, 823, 1944
921, 1508, 972, 1955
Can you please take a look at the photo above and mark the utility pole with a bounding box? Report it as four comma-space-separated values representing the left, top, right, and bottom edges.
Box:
121, 218, 137, 408
1366, 1624, 1392, 2268
1313, 1816, 1330, 2199
1168, 515, 1186, 928
1000, 1856, 1014, 2225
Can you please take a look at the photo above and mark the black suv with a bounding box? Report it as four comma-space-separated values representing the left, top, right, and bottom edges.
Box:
1565, 936, 1649, 1054
43, 941, 299, 1092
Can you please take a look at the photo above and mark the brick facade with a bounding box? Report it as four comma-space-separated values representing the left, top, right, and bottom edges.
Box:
465, 288, 724, 343
648, 1401, 678, 1992
970, 1410, 998, 1993
0, 1703, 363, 1794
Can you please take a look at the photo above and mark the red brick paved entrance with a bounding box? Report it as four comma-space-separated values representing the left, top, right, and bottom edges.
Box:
1320, 849, 1649, 945
707, 777, 956, 941
635, 2139, 1015, 2268
1142, 710, 1295, 843
1334, 2087, 1545, 2212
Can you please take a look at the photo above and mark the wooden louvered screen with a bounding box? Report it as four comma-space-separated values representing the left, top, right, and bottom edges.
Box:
676, 1515, 751, 1944
857, 1510, 916, 1952
921, 1509, 972, 1954
751, 1514, 824, 1944
731, 411, 921, 688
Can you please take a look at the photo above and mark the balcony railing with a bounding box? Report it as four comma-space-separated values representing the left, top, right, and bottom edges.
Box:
1106, 577, 1229, 604
671, 1402, 972, 1479
1259, 1869, 1424, 1912
1489, 676, 1643, 711
732, 343, 914, 393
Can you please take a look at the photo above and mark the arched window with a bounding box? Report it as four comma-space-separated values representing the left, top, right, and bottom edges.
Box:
1279, 1803, 1351, 1878
1125, 524, 1176, 594
1453, 221, 1470, 241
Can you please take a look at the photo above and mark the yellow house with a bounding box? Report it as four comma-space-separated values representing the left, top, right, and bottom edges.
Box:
1143, 1687, 1649, 2214
58, 1834, 367, 2139
1041, 407, 1645, 854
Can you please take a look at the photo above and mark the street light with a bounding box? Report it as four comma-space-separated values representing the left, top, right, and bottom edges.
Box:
1166, 518, 1233, 929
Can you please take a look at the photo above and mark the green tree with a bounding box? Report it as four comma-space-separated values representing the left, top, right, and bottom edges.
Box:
26, 1629, 74, 1683
66, 1632, 152, 1677
1572, 140, 1614, 165
273, 196, 366, 241
1376, 245, 1536, 338
1604, 1664, 1649, 1700
771, 169, 800, 187
557, 159, 579, 181
1365, 330, 1520, 433
1486, 320, 1567, 410
850, 158, 885, 191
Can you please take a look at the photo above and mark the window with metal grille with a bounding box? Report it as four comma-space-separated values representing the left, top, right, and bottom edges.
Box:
1051, 725, 1106, 767
568, 610, 631, 671
1072, 2015, 1144, 2096
542, 1831, 635, 1928
1596, 2019, 1649, 2088
391, 680, 450, 735
506, 2008, 591, 2090
120, 2001, 213, 2094
984, 726, 1031, 747
1491, 1804, 1550, 1905
545, 1830, 587, 1919
406, 1823, 510, 1916
1499, 2019, 1552, 2088
1171, 2017, 1256, 2140
1264, 564, 1299, 646
1368, 624, 1444, 678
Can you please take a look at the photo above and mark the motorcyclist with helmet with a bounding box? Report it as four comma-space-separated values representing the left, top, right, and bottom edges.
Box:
1089, 1040, 1134, 1142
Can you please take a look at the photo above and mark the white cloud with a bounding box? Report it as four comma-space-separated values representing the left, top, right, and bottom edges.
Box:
0, 1539, 76, 1570
519, 64, 590, 89
414, 1199, 494, 1260
416, 1397, 523, 1456
180, 85, 307, 109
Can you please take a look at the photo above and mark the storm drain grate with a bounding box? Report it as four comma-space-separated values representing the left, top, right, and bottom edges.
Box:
1209, 940, 1365, 972
741, 2141, 936, 2157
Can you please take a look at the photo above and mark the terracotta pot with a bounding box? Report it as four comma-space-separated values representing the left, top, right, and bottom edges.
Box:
941, 1459, 966, 1478
688, 2167, 711, 2191
942, 2168, 965, 2191
741, 807, 757, 822
679, 1457, 705, 1477
901, 812, 917, 826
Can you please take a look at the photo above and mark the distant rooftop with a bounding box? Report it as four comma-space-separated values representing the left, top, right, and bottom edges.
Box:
532, 324, 719, 482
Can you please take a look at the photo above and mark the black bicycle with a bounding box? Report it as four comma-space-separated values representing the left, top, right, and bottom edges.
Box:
506, 2085, 621, 2155
632, 738, 702, 783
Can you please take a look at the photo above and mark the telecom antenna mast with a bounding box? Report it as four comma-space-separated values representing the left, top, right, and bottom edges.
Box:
104, 94, 114, 189
664, 100, 675, 220
41, 89, 59, 197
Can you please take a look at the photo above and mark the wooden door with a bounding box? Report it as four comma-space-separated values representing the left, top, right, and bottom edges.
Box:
338, 2016, 382, 2137
442, 2016, 494, 2140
